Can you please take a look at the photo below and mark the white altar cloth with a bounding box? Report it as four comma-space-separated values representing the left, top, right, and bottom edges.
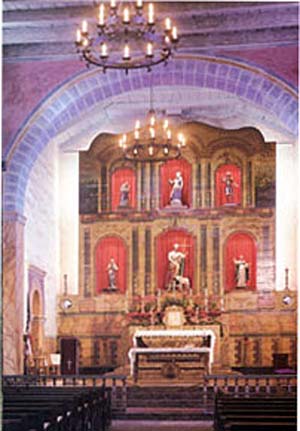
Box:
129, 328, 216, 376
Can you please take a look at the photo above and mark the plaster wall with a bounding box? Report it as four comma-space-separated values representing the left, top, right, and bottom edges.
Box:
24, 140, 60, 336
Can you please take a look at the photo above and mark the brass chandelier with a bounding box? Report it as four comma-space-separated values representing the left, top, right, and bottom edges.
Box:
118, 112, 186, 162
75, 1, 179, 73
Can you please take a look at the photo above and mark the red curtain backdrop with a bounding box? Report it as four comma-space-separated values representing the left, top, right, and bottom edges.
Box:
95, 236, 127, 294
111, 168, 136, 211
224, 232, 256, 292
215, 164, 242, 207
160, 159, 192, 208
156, 229, 195, 291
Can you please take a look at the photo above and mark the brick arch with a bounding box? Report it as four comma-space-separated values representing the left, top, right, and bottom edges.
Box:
3, 56, 297, 214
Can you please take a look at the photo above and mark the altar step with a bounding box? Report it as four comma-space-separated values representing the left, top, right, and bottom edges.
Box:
113, 385, 214, 420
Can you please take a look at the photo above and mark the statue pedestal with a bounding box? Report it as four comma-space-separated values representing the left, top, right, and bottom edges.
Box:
164, 202, 188, 210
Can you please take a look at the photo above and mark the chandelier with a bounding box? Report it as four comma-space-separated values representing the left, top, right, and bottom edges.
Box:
118, 112, 186, 162
75, 1, 179, 73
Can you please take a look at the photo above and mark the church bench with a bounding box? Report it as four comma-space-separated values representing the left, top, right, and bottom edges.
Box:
223, 421, 297, 430
3, 386, 111, 431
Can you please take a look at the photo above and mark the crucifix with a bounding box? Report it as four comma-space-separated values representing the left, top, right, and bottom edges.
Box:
67, 359, 73, 370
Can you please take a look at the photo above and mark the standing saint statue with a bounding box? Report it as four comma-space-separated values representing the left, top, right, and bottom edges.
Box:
222, 171, 238, 204
107, 258, 119, 291
233, 255, 249, 288
169, 171, 184, 206
167, 244, 190, 291
119, 181, 130, 207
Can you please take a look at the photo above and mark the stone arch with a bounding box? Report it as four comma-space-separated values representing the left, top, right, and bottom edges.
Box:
3, 55, 297, 214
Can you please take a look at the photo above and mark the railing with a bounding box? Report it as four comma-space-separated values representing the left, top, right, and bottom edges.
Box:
203, 374, 297, 410
3, 374, 128, 413
3, 373, 296, 413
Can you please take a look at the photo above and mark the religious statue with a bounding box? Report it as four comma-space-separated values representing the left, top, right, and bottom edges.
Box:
233, 255, 249, 288
222, 171, 237, 203
167, 243, 190, 291
119, 181, 130, 207
169, 171, 184, 206
107, 258, 119, 291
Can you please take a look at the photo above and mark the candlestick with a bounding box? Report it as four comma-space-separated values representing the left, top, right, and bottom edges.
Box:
149, 127, 155, 139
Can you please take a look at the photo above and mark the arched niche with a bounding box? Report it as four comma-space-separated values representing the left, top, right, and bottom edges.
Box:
160, 158, 192, 208
156, 228, 195, 291
215, 163, 242, 207
28, 265, 46, 359
111, 167, 136, 211
224, 232, 257, 292
95, 235, 127, 294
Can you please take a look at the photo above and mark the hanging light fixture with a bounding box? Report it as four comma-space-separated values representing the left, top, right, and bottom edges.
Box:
75, 1, 179, 73
118, 113, 186, 162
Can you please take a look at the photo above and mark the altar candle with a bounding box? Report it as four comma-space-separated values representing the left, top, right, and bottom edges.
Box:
134, 129, 139, 140
136, 0, 143, 8
100, 43, 108, 58
146, 42, 153, 57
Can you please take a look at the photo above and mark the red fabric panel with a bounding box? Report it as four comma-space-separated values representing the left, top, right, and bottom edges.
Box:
224, 232, 256, 292
111, 168, 136, 211
95, 236, 127, 294
160, 159, 192, 208
215, 164, 241, 207
156, 229, 195, 291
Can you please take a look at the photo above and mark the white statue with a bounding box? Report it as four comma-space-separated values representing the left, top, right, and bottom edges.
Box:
107, 258, 119, 290
233, 255, 249, 288
169, 171, 184, 205
167, 244, 190, 291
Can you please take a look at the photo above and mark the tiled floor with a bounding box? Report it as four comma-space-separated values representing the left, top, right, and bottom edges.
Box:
111, 420, 214, 431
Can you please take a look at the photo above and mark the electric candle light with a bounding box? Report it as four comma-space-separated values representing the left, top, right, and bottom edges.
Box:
110, 0, 116, 9
164, 146, 169, 155
119, 138, 124, 148
133, 147, 138, 155
172, 26, 178, 41
165, 35, 170, 44
163, 119, 169, 130
134, 129, 140, 140
81, 20, 88, 33
76, 29, 81, 43
100, 43, 108, 58
82, 38, 88, 47
165, 17, 171, 31
123, 44, 130, 60
136, 0, 143, 8
148, 3, 154, 24
146, 42, 153, 57
98, 4, 105, 26
166, 129, 172, 140
123, 7, 130, 24
135, 120, 141, 130
150, 127, 155, 139
149, 145, 154, 156
150, 115, 155, 126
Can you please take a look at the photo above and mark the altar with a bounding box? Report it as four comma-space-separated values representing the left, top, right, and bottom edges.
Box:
128, 328, 217, 383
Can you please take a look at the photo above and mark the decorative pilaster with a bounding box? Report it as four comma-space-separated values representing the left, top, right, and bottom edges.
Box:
197, 163, 202, 208
140, 163, 146, 211
3, 211, 26, 374
83, 228, 91, 297
101, 165, 108, 212
206, 162, 211, 207
247, 161, 253, 207
132, 228, 139, 296
144, 228, 151, 295
150, 163, 155, 210
212, 225, 220, 295
200, 225, 207, 292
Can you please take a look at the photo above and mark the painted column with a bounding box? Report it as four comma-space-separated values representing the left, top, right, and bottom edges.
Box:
3, 212, 26, 374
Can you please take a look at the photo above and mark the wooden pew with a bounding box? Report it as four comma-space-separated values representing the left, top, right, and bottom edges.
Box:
214, 390, 297, 431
